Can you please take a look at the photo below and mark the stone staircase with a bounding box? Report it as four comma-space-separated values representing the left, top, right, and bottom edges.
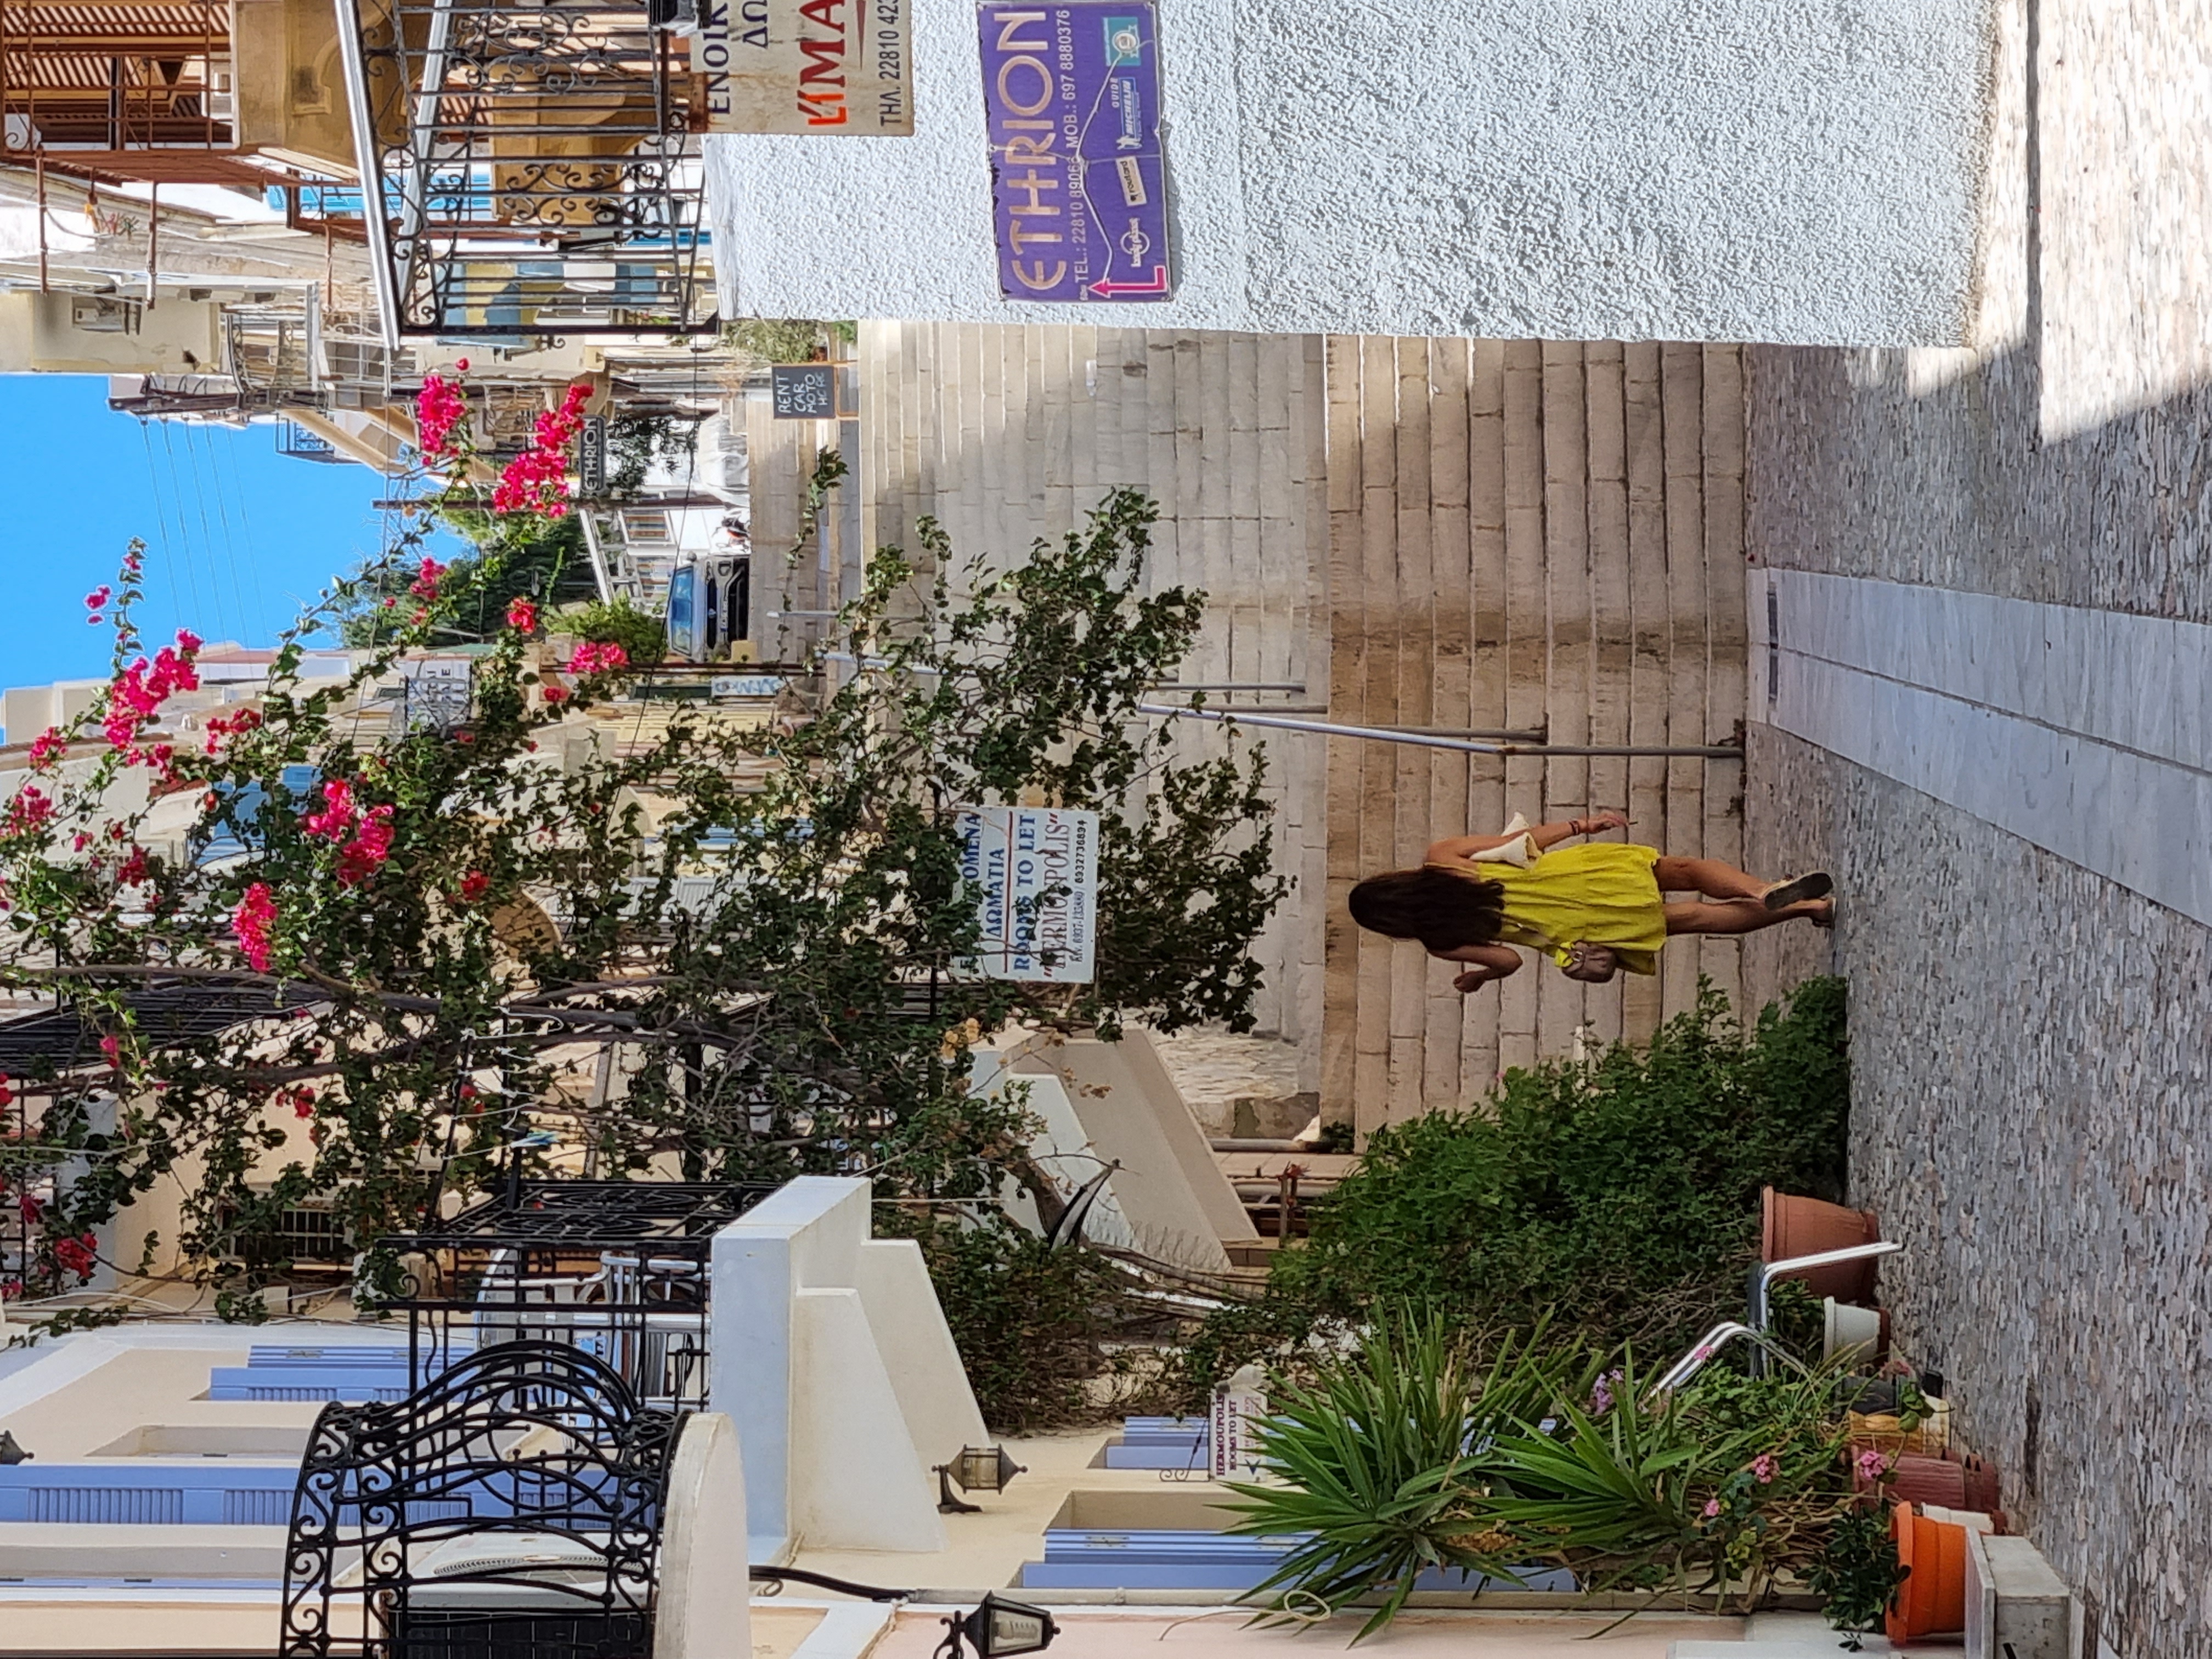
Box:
854, 324, 1750, 1136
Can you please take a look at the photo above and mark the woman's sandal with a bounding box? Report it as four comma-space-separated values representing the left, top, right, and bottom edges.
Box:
1762, 871, 1833, 911
1809, 897, 1837, 930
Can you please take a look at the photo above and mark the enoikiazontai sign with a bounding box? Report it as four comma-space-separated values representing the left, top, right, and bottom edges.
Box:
692, 0, 914, 135
955, 806, 1099, 982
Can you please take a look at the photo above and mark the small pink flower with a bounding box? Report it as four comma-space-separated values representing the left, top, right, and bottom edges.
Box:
1752, 1453, 1779, 1484
302, 778, 358, 842
410, 556, 448, 601
99, 1034, 122, 1068
1855, 1449, 1893, 1482
567, 640, 629, 676
233, 882, 278, 972
1701, 1498, 1722, 1519
506, 596, 538, 633
85, 585, 112, 610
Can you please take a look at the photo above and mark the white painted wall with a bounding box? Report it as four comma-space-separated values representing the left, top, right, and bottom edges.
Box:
657, 1413, 752, 1659
707, 0, 1997, 345
708, 1176, 984, 1558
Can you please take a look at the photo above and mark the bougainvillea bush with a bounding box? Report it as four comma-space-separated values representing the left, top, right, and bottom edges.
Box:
0, 376, 1283, 1318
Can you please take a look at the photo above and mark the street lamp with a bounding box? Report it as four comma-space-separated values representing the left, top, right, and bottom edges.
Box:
935, 1443, 1024, 1514
934, 1594, 1058, 1658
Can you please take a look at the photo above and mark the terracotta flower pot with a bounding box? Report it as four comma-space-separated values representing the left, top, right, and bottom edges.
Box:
1887, 1502, 1972, 1641
1762, 1187, 1882, 1301
1854, 1451, 2000, 1513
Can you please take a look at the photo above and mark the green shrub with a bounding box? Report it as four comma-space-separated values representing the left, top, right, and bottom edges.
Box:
1186, 978, 1849, 1391
557, 597, 667, 665
890, 1212, 1135, 1433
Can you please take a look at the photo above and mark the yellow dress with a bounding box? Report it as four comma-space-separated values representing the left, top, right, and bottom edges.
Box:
1434, 840, 1669, 975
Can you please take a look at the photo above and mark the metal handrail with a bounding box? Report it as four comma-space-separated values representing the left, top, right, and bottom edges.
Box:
1137, 702, 1745, 759
1646, 1321, 1809, 1398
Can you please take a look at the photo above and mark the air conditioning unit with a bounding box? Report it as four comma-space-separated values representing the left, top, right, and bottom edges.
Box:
72, 296, 140, 335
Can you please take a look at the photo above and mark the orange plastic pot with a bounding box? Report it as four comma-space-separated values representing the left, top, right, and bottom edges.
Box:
1762, 1187, 1882, 1301
1886, 1501, 1971, 1641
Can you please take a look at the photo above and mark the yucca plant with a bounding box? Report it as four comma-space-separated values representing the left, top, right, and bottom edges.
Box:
1223, 1316, 1861, 1640
1218, 1314, 1592, 1640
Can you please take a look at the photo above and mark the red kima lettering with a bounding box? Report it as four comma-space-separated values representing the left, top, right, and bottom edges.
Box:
797, 0, 848, 125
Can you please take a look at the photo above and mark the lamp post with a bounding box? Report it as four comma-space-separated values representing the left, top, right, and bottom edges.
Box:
934, 1594, 1059, 1658
935, 1443, 1025, 1514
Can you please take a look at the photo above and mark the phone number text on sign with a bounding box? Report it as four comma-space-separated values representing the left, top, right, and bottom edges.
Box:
955, 806, 1099, 982
977, 2, 1173, 303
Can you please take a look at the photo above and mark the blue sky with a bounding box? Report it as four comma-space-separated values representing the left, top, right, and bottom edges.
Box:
0, 376, 403, 716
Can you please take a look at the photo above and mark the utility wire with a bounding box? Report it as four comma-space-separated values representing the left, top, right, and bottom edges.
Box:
139, 418, 208, 639
188, 420, 256, 643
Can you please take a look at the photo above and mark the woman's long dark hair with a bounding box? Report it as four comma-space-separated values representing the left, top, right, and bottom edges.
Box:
1347, 866, 1505, 952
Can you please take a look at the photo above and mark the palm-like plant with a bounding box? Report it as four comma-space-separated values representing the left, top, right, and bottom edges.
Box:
1219, 1315, 1587, 1640
1223, 1313, 1861, 1641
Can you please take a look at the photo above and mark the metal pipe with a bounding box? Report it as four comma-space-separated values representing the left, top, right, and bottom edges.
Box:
35, 151, 48, 292
1748, 1240, 1903, 1374
1147, 682, 1308, 693
1647, 1321, 1809, 1399
1138, 703, 1743, 759
332, 0, 404, 349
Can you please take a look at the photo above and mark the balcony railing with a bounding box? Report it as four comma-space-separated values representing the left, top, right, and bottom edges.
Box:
333, 0, 715, 344
0, 0, 244, 181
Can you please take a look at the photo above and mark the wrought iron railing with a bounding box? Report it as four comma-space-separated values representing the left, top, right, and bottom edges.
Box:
332, 0, 715, 343
0, 0, 234, 160
280, 1342, 682, 1659
380, 1179, 772, 1411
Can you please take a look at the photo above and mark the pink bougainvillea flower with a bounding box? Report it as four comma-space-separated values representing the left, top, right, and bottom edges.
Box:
458, 870, 491, 904
409, 556, 448, 601
103, 633, 204, 758
233, 882, 278, 972
116, 845, 151, 887
4, 785, 54, 836
98, 1034, 123, 1068
85, 585, 111, 611
335, 804, 396, 887
415, 373, 469, 460
27, 728, 66, 771
567, 640, 629, 677
302, 778, 358, 842
541, 684, 568, 705
289, 1087, 318, 1120
506, 596, 538, 634
491, 383, 590, 516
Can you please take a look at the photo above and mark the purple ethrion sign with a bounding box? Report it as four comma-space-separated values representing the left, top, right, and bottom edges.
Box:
977, 2, 1173, 302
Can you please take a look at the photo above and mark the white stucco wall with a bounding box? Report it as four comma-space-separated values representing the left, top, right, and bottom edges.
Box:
706, 0, 1997, 345
709, 1176, 983, 1557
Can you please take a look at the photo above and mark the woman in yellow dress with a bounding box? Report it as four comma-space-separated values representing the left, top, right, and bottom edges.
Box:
1347, 812, 1835, 991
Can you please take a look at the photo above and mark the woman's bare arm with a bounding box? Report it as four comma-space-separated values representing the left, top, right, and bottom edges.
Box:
1431, 942, 1523, 994
1424, 811, 1628, 865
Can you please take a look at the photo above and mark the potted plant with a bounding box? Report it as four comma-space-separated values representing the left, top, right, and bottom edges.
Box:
1223, 1314, 1923, 1643
1763, 1187, 1882, 1301
1804, 1500, 1908, 1652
